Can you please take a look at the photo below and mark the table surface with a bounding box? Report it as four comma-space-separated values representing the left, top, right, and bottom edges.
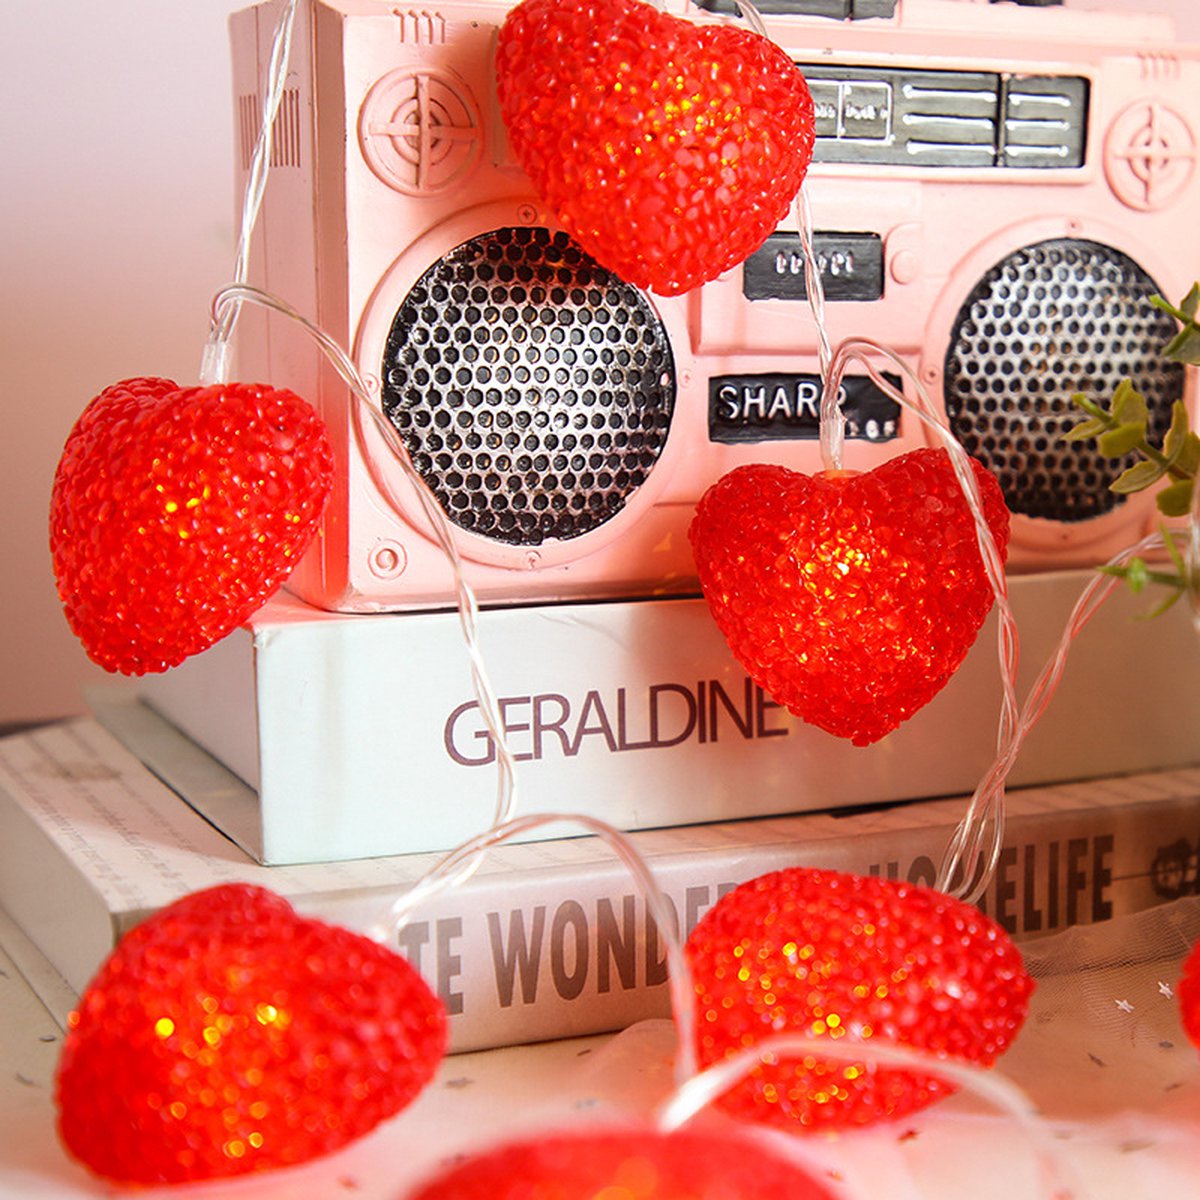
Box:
8, 899, 1200, 1200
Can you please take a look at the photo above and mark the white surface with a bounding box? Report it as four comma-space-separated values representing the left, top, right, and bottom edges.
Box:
8, 899, 1200, 1199
1, 0, 246, 725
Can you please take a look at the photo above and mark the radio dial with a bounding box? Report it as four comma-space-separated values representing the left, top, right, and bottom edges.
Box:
1104, 100, 1197, 212
359, 68, 483, 196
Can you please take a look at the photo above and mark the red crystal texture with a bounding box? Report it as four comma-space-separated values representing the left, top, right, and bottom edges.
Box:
688, 448, 1011, 746
686, 867, 1034, 1130
50, 376, 335, 675
1179, 938, 1200, 1049
496, 0, 815, 295
407, 1127, 837, 1199
55, 884, 447, 1184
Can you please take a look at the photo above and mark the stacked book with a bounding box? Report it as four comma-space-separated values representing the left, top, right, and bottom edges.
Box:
3, 693, 1200, 1054
4, 570, 1200, 1053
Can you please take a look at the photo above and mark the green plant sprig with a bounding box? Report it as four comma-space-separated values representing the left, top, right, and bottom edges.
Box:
1064, 286, 1200, 610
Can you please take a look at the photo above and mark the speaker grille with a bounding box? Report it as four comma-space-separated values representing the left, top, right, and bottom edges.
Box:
943, 238, 1182, 523
381, 227, 676, 546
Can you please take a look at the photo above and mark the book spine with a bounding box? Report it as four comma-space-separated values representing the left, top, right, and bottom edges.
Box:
331, 791, 1198, 1053
4, 717, 1199, 1052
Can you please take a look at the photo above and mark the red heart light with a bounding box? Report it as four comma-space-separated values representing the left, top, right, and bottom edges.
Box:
685, 867, 1034, 1130
688, 448, 1010, 746
50, 376, 335, 676
495, 0, 815, 295
55, 883, 446, 1184
1178, 938, 1200, 1049
406, 1127, 837, 1199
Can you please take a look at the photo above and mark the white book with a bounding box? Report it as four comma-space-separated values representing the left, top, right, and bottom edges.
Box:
2, 701, 1199, 1053
134, 572, 1200, 864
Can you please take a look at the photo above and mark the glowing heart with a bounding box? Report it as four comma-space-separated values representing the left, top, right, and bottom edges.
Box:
1177, 937, 1200, 1049
406, 1127, 837, 1199
50, 376, 334, 675
56, 884, 446, 1184
688, 448, 1010, 745
686, 867, 1034, 1130
495, 0, 815, 295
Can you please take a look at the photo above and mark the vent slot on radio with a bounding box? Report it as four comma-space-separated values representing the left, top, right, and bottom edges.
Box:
694, 0, 896, 16
237, 90, 302, 171
802, 65, 1087, 169
380, 227, 676, 548
943, 239, 1181, 523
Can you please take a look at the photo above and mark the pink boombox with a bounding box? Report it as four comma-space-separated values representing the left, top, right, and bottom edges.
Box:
229, 0, 1200, 613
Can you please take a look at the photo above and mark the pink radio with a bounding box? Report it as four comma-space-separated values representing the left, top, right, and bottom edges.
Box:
229, 0, 1200, 613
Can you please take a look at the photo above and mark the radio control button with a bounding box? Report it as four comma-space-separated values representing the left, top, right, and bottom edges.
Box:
808, 81, 841, 139
368, 541, 408, 580
841, 82, 892, 141
889, 249, 919, 286
743, 232, 884, 302
359, 68, 483, 195
1104, 99, 1196, 211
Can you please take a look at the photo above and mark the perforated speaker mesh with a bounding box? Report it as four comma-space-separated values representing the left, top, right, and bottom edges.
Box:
380, 227, 676, 546
943, 238, 1182, 523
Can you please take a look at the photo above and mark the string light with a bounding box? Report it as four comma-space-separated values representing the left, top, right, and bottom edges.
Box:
494, 0, 815, 294
50, 0, 1196, 1185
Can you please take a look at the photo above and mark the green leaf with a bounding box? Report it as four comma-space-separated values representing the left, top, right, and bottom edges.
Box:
1181, 283, 1200, 320
1153, 292, 1194, 324
1141, 586, 1185, 620
1097, 421, 1147, 457
1110, 379, 1149, 425
1100, 557, 1149, 592
1069, 391, 1110, 419
1177, 431, 1200, 477
1111, 459, 1168, 493
1163, 324, 1200, 365
1164, 526, 1188, 575
1156, 477, 1195, 518
1062, 417, 1109, 442
1163, 400, 1192, 466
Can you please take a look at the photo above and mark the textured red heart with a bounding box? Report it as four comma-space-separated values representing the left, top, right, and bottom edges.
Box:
688, 448, 1010, 746
56, 883, 446, 1184
495, 0, 815, 295
407, 1127, 837, 1199
685, 867, 1034, 1130
50, 376, 334, 675
1178, 938, 1200, 1049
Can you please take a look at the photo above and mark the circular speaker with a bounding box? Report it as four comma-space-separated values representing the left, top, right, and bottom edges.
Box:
380, 227, 676, 547
943, 238, 1182, 523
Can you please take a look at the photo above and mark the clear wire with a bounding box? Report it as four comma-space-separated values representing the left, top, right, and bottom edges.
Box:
672, 0, 767, 31
731, 0, 768, 36
796, 187, 834, 411
796, 176, 1020, 899
941, 529, 1166, 902
200, 0, 299, 386
795, 173, 1171, 903
198, 4, 1161, 1163
198, 0, 524, 940
369, 811, 699, 1083
654, 1033, 1075, 1199
815, 333, 1021, 901
206, 284, 520, 907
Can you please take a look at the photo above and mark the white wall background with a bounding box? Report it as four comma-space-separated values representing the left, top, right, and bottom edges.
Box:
2, 0, 1198, 724
2, 1, 246, 723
